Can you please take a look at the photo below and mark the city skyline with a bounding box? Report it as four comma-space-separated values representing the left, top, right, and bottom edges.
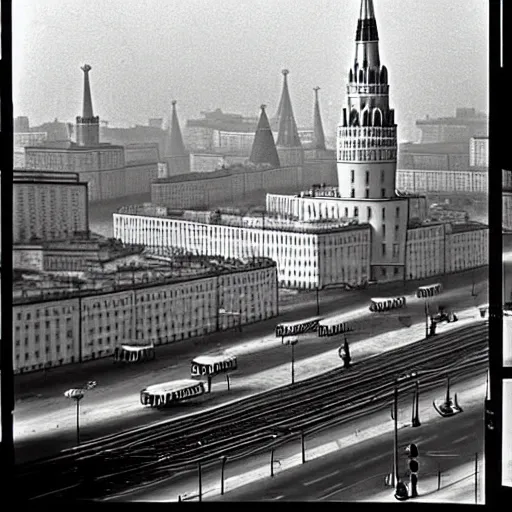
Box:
13, 0, 488, 142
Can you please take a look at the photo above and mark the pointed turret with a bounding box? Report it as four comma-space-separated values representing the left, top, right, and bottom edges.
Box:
167, 100, 187, 157
276, 70, 302, 148
76, 64, 100, 146
249, 105, 281, 168
312, 87, 326, 151
164, 100, 189, 175
275, 70, 303, 167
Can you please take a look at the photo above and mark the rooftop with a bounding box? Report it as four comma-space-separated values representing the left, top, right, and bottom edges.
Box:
116, 204, 369, 235
449, 221, 488, 233
12, 252, 276, 306
25, 141, 124, 151
399, 142, 469, 154
152, 162, 275, 184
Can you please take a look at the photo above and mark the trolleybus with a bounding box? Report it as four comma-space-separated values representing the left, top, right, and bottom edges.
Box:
113, 343, 156, 363
140, 379, 205, 408
191, 354, 238, 392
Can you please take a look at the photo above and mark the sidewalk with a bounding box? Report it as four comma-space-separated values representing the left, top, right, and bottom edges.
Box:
368, 458, 483, 504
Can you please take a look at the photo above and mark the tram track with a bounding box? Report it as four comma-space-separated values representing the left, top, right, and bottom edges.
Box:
17, 322, 488, 500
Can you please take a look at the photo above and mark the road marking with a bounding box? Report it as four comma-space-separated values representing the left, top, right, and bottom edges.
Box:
353, 452, 387, 469
453, 434, 470, 445
271, 495, 285, 500
304, 470, 340, 487
321, 473, 385, 500
320, 482, 345, 499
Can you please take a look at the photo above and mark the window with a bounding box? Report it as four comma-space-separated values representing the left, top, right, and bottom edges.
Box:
365, 171, 370, 185
382, 207, 386, 221
395, 225, 399, 238
344, 207, 349, 217
396, 207, 400, 218
354, 207, 359, 217
351, 170, 355, 183
381, 170, 385, 183
381, 188, 386, 198
351, 188, 355, 198
382, 243, 387, 256
367, 207, 372, 220
382, 225, 386, 238
394, 267, 400, 276
365, 188, 370, 198
381, 267, 387, 277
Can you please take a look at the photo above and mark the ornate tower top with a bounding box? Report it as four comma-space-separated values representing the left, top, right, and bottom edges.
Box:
249, 104, 281, 168
81, 64, 94, 119
312, 87, 326, 150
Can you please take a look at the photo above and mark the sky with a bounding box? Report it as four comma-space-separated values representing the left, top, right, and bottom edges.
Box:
12, 0, 489, 142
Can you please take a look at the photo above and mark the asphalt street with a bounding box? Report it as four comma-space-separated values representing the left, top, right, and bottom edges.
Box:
105, 371, 486, 503
12, 267, 487, 463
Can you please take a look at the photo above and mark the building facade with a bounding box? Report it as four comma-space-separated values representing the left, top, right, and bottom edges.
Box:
12, 258, 278, 374
12, 171, 89, 244
470, 136, 489, 168
415, 108, 488, 144
396, 169, 488, 194
113, 208, 371, 289
398, 142, 470, 171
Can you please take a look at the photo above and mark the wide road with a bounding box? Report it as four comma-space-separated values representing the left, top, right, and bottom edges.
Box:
208, 377, 485, 503
13, 268, 487, 463
107, 371, 486, 503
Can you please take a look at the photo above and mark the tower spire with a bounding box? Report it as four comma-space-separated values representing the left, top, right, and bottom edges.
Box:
81, 64, 94, 118
355, 0, 380, 70
164, 100, 189, 175
249, 104, 281, 168
312, 87, 326, 151
167, 100, 187, 157
76, 64, 100, 146
276, 69, 302, 148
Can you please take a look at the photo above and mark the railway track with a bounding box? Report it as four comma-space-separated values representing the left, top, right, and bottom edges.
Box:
18, 322, 488, 500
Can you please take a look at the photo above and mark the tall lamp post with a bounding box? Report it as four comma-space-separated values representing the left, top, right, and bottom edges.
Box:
391, 372, 418, 490
64, 380, 97, 446
282, 336, 299, 384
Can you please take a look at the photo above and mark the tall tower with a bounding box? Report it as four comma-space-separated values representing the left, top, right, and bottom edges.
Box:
250, 105, 281, 168
335, 0, 407, 282
76, 64, 100, 146
275, 69, 304, 167
312, 87, 326, 151
337, 0, 397, 198
164, 100, 189, 175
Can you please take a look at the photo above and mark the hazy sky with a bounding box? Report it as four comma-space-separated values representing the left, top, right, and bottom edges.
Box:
13, 0, 488, 141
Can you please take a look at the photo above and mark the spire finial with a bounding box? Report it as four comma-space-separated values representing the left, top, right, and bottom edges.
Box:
81, 64, 91, 74
282, 69, 289, 77
314, 86, 320, 100
260, 104, 267, 111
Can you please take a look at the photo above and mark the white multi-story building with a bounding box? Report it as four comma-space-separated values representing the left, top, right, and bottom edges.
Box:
114, 206, 371, 289
12, 171, 89, 244
397, 169, 488, 194
470, 136, 489, 168
12, 257, 278, 374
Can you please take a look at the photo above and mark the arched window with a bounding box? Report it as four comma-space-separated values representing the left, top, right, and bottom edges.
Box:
380, 66, 388, 84
362, 109, 370, 127
373, 109, 383, 127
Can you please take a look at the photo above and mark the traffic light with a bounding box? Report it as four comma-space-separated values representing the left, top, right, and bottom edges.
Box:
405, 444, 419, 498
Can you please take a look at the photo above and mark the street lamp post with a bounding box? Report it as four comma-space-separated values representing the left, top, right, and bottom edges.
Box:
282, 336, 299, 384
220, 456, 227, 495
391, 372, 418, 489
64, 380, 97, 446
316, 287, 320, 315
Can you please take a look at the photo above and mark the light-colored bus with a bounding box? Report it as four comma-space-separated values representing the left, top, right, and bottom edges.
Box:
140, 379, 205, 408
191, 354, 238, 392
113, 343, 156, 363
